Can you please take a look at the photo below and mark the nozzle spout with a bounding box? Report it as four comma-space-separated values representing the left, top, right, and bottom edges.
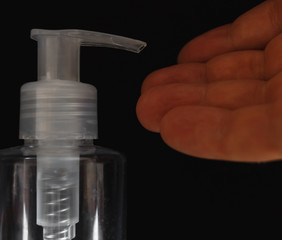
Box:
31, 29, 147, 81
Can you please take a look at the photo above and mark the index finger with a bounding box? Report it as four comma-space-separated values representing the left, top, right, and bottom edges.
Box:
178, 0, 282, 63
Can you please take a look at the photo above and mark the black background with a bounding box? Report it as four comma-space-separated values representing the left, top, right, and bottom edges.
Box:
0, 0, 281, 235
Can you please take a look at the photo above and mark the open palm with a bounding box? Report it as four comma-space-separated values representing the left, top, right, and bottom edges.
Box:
137, 0, 282, 162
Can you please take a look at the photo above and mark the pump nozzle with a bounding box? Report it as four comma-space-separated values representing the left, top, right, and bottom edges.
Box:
31, 29, 147, 81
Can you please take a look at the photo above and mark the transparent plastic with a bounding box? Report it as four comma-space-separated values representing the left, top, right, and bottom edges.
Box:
31, 29, 147, 82
20, 29, 147, 140
0, 140, 126, 240
36, 141, 80, 240
15, 29, 145, 240
1, 28, 144, 240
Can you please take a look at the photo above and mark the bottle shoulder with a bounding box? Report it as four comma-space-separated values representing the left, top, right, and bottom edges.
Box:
0, 145, 25, 157
0, 144, 125, 160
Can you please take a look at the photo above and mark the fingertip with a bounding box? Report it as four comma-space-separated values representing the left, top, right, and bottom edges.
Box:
177, 41, 196, 63
177, 25, 233, 63
140, 66, 180, 93
136, 93, 161, 133
177, 43, 189, 64
159, 106, 197, 156
140, 69, 163, 93
141, 63, 207, 95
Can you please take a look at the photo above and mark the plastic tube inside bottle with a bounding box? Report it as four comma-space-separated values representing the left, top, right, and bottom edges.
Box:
37, 149, 79, 240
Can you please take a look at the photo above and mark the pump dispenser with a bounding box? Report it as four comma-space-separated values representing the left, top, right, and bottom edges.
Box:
20, 29, 146, 140
0, 29, 146, 240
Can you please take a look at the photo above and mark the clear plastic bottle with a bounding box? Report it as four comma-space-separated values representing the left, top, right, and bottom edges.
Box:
0, 139, 126, 240
0, 29, 145, 240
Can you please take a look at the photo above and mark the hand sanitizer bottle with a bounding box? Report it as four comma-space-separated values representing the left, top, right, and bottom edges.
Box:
0, 29, 146, 240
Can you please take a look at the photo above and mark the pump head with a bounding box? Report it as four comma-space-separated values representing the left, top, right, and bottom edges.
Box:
19, 29, 146, 140
31, 29, 146, 82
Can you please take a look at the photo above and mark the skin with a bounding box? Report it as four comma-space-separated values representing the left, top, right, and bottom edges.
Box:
136, 0, 282, 162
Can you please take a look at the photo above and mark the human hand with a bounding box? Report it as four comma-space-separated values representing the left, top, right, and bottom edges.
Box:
136, 0, 282, 162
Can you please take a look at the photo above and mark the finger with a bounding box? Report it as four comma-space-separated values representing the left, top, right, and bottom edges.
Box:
264, 33, 282, 79
265, 72, 282, 102
141, 50, 264, 93
136, 80, 266, 132
160, 104, 282, 162
178, 0, 282, 63
141, 63, 206, 93
206, 50, 264, 82
137, 83, 205, 132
